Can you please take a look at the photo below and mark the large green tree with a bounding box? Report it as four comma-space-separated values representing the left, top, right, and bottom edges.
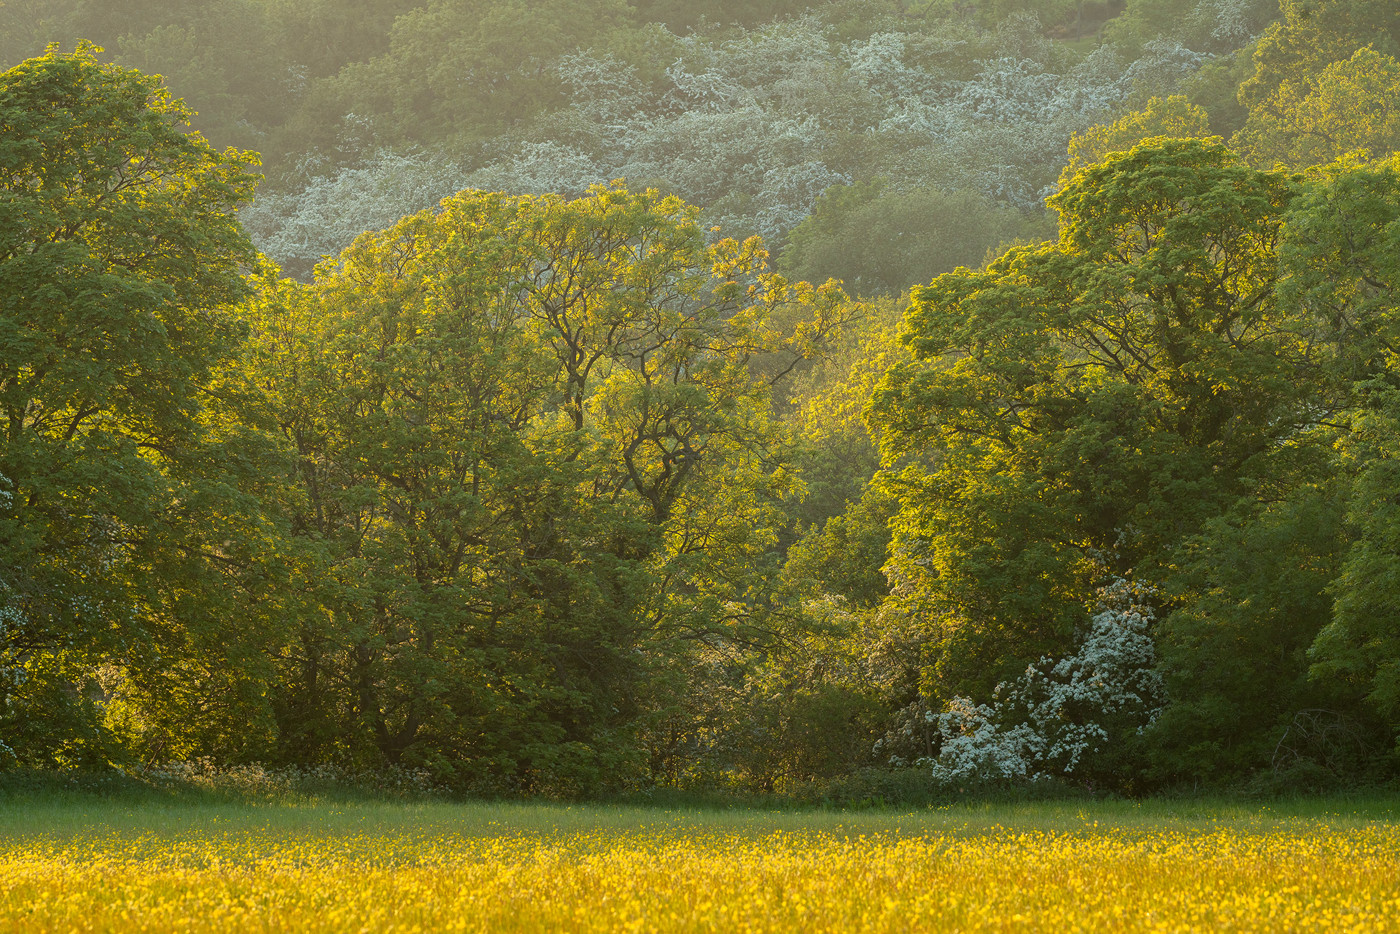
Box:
0, 46, 265, 765
869, 138, 1320, 710
243, 185, 852, 791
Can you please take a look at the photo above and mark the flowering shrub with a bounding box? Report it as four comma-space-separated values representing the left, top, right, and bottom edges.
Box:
463, 142, 605, 199
924, 698, 1041, 784
925, 578, 1165, 785
1191, 0, 1273, 48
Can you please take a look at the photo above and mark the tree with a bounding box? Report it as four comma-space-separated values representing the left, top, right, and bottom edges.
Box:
1234, 0, 1400, 166
0, 45, 263, 765
1237, 47, 1400, 169
243, 185, 853, 790
0, 0, 80, 66
1291, 154, 1400, 746
869, 139, 1313, 716
325, 0, 634, 146
1106, 0, 1275, 55
926, 578, 1164, 787
1314, 391, 1400, 739
112, 1, 291, 156
247, 15, 1186, 278
779, 181, 1035, 297
1278, 152, 1400, 380
266, 0, 422, 80
778, 294, 907, 530
1149, 487, 1353, 783
1059, 95, 1213, 188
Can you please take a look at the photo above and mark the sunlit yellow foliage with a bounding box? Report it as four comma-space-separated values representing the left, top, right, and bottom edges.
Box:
2, 801, 1399, 932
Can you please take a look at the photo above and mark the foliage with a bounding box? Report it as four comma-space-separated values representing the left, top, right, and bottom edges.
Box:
1314, 389, 1400, 737
1107, 0, 1276, 54
779, 181, 1035, 297
323, 0, 634, 144
1233, 0, 1400, 167
1283, 152, 1400, 749
246, 11, 1218, 277
781, 295, 908, 533
10, 1, 1400, 797
1149, 490, 1355, 783
1278, 152, 1400, 380
238, 149, 471, 281
870, 139, 1305, 709
241, 184, 853, 790
1238, 46, 1400, 168
0, 45, 266, 766
107, 0, 292, 154
5, 0, 1276, 285
1059, 94, 1213, 187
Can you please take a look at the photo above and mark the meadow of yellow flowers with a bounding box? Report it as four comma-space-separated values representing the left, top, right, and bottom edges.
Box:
3, 797, 1399, 932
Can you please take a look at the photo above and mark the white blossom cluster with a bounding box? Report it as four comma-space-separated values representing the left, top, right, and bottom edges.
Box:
925, 577, 1165, 785
240, 149, 470, 279
923, 697, 1042, 783
1189, 0, 1275, 50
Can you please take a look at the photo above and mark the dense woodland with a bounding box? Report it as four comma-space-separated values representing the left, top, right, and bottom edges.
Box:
4, 0, 1400, 796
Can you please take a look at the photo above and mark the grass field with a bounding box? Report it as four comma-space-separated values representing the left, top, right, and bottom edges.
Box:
3, 793, 1399, 932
